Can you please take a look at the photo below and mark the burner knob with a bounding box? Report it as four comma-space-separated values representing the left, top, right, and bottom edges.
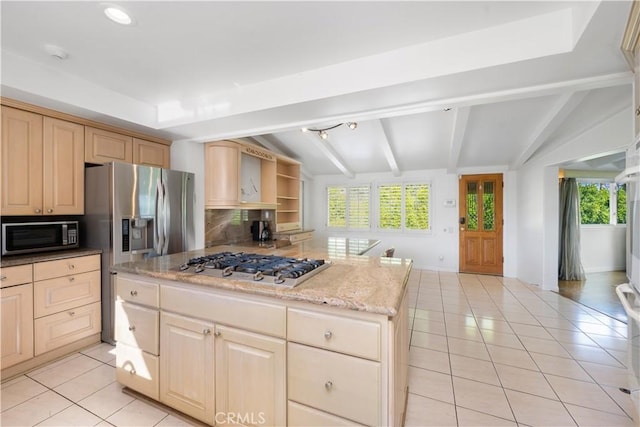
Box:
253, 271, 264, 281
222, 266, 233, 277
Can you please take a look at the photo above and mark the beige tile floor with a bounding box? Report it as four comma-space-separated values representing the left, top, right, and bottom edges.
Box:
0, 270, 637, 426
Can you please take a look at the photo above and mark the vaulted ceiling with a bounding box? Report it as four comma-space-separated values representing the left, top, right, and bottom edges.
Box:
1, 1, 633, 177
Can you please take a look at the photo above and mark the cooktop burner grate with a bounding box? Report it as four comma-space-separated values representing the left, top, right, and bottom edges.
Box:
177, 252, 330, 287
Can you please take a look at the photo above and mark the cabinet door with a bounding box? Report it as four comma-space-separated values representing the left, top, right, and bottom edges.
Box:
160, 312, 215, 424
1, 106, 43, 215
133, 138, 170, 168
1, 283, 34, 369
215, 325, 286, 427
85, 127, 132, 164
204, 142, 240, 207
43, 117, 84, 215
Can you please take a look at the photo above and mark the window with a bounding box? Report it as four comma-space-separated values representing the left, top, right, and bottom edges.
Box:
578, 181, 626, 225
327, 185, 370, 229
378, 183, 430, 231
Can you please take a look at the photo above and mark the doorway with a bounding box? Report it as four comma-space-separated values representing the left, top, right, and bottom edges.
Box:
459, 173, 504, 275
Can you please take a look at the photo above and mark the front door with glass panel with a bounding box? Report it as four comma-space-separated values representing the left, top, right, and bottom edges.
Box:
459, 174, 503, 275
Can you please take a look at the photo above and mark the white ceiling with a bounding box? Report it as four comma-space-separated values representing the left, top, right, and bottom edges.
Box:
1, 1, 634, 177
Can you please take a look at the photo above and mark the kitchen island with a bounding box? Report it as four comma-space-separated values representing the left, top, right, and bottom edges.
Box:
111, 237, 410, 426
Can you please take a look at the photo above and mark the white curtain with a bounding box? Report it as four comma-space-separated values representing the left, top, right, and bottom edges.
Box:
558, 178, 586, 280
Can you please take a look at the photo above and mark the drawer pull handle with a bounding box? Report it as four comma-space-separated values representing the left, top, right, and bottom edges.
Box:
325, 381, 333, 390
324, 331, 333, 340
203, 328, 211, 335
130, 369, 136, 376
128, 325, 136, 332
69, 264, 75, 270
0, 276, 6, 281
69, 311, 75, 316
214, 330, 221, 337
130, 290, 138, 297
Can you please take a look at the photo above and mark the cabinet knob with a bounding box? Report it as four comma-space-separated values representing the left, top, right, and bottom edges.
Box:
130, 369, 136, 376
324, 381, 333, 390
69, 264, 75, 270
0, 276, 6, 281
35, 208, 41, 213
47, 209, 53, 213
214, 330, 222, 337
69, 311, 75, 316
636, 107, 640, 116
128, 325, 136, 332
324, 330, 333, 340
203, 328, 211, 335
69, 277, 75, 282
130, 290, 138, 297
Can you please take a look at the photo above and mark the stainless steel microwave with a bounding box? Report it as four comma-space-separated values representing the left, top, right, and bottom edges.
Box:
2, 221, 79, 256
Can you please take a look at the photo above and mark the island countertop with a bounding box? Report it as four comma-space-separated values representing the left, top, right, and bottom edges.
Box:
110, 237, 411, 316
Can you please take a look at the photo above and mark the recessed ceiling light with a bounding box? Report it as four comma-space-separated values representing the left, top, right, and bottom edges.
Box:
104, 5, 133, 25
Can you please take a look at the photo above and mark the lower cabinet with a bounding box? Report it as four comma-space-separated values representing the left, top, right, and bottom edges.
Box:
160, 312, 215, 424
215, 325, 286, 427
1, 283, 34, 369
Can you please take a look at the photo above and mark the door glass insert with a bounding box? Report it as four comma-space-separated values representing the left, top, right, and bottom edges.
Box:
466, 182, 478, 230
483, 181, 495, 231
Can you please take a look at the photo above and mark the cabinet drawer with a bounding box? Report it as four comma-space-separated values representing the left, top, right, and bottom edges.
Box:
116, 342, 159, 400
34, 270, 100, 318
289, 231, 313, 244
0, 264, 33, 289
117, 276, 159, 308
288, 401, 365, 426
288, 343, 381, 426
288, 308, 380, 360
162, 285, 286, 337
34, 255, 100, 281
115, 301, 159, 355
34, 301, 101, 355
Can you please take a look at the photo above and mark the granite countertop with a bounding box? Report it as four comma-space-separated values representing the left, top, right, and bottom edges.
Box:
1, 248, 103, 267
111, 237, 411, 316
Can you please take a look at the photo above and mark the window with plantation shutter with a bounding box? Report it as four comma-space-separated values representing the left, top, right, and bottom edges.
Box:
327, 185, 370, 229
378, 183, 430, 231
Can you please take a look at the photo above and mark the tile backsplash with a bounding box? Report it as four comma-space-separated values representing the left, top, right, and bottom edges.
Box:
204, 209, 274, 247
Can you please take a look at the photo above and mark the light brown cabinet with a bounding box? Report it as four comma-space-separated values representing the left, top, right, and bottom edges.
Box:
1, 107, 84, 215
204, 140, 277, 209
160, 312, 215, 423
33, 255, 101, 355
276, 156, 302, 232
115, 275, 160, 400
85, 127, 133, 164
1, 264, 34, 370
133, 138, 170, 168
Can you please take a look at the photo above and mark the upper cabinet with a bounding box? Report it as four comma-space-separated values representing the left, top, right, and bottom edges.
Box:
205, 140, 276, 209
133, 138, 170, 168
1, 106, 84, 215
275, 156, 301, 232
85, 127, 133, 164
85, 127, 170, 168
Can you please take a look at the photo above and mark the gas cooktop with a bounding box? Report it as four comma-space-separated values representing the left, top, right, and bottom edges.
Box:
178, 252, 330, 288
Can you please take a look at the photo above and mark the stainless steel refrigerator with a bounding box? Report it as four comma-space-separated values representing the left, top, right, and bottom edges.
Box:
83, 162, 195, 343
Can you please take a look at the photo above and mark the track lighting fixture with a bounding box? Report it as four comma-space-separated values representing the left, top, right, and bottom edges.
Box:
301, 122, 358, 139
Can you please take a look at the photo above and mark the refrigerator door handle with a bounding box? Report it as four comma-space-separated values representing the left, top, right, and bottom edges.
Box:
616, 283, 640, 322
155, 177, 165, 255
162, 177, 170, 255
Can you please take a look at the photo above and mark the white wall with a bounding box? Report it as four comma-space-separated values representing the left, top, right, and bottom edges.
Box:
170, 140, 206, 250
581, 225, 626, 272
516, 109, 631, 290
308, 168, 518, 274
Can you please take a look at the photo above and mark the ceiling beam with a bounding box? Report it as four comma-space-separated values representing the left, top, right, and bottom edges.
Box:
511, 91, 588, 169
301, 132, 355, 178
370, 119, 400, 176
447, 107, 470, 173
